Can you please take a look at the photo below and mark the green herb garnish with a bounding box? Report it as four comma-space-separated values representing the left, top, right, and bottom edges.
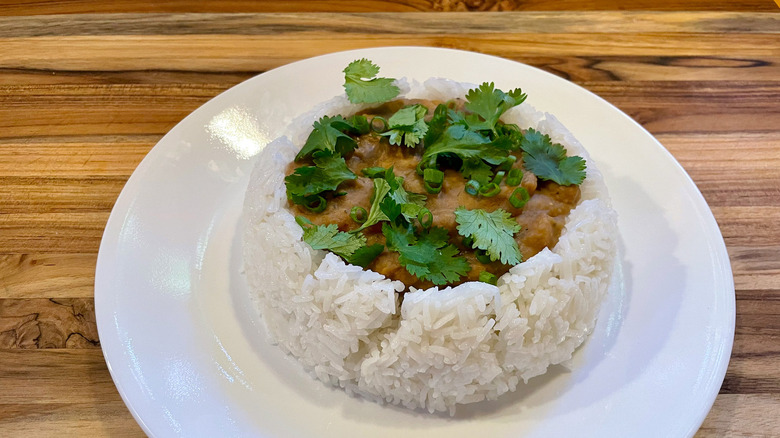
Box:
421, 124, 508, 169
464, 82, 527, 135
343, 59, 400, 104
351, 178, 392, 233
386, 170, 427, 222
381, 104, 428, 148
383, 223, 470, 286
455, 207, 522, 265
348, 244, 385, 268
297, 217, 383, 267
295, 116, 362, 161
460, 158, 493, 186
299, 219, 366, 259
479, 271, 498, 285
520, 128, 586, 186
285, 152, 356, 206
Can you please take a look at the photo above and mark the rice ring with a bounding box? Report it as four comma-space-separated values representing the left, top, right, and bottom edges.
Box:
242, 78, 619, 414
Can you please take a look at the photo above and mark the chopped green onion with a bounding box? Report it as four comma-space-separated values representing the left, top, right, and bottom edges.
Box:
416, 155, 437, 176
370, 116, 388, 133
479, 271, 498, 285
350, 206, 368, 224
475, 249, 492, 264
462, 235, 474, 248
304, 195, 327, 213
507, 168, 523, 186
478, 182, 501, 198
509, 187, 530, 209
417, 208, 433, 229
333, 191, 347, 197
491, 171, 506, 185
295, 216, 314, 229
362, 167, 386, 178
423, 168, 444, 194
465, 179, 480, 196
498, 155, 517, 172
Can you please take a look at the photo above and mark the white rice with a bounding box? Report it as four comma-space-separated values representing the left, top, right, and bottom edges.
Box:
242, 78, 618, 414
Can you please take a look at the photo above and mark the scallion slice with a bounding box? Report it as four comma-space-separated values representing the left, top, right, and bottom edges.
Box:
478, 182, 500, 198
465, 179, 480, 196
295, 216, 314, 229
475, 249, 492, 264
423, 168, 444, 194
304, 195, 327, 213
506, 168, 523, 186
491, 171, 506, 185
417, 208, 433, 229
498, 155, 517, 172
509, 187, 530, 209
416, 155, 437, 176
350, 206, 368, 224
370, 116, 388, 133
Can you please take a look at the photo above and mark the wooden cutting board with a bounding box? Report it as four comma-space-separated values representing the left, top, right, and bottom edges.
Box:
1, 2, 778, 436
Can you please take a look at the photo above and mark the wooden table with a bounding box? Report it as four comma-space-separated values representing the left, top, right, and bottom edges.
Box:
0, 2, 778, 436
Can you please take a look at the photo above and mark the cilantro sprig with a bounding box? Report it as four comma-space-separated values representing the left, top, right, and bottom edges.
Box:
295, 115, 367, 161
385, 168, 427, 222
301, 221, 365, 258
421, 125, 505, 165
521, 128, 586, 186
351, 178, 393, 233
343, 59, 400, 104
455, 207, 522, 265
464, 82, 527, 134
383, 223, 470, 286
297, 217, 383, 268
381, 104, 428, 148
285, 153, 356, 207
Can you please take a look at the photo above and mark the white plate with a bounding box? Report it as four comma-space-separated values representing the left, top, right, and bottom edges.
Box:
95, 47, 734, 437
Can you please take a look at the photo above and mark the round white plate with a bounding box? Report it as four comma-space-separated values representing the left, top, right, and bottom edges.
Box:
95, 47, 734, 437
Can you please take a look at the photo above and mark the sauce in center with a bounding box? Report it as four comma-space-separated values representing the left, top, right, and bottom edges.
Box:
288, 100, 581, 289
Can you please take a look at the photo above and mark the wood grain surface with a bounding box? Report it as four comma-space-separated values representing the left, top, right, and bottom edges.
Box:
0, 4, 778, 437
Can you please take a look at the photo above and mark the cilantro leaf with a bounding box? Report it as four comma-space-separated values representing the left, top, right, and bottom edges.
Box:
295, 116, 360, 161
347, 243, 384, 268
455, 207, 522, 265
421, 124, 507, 166
557, 156, 587, 184
352, 178, 392, 233
384, 168, 427, 222
347, 114, 371, 135
379, 196, 402, 223
464, 82, 527, 134
296, 217, 382, 267
461, 158, 493, 185
423, 104, 448, 146
382, 223, 470, 286
343, 59, 400, 104
300, 221, 366, 259
520, 128, 586, 186
285, 153, 356, 204
381, 104, 428, 148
